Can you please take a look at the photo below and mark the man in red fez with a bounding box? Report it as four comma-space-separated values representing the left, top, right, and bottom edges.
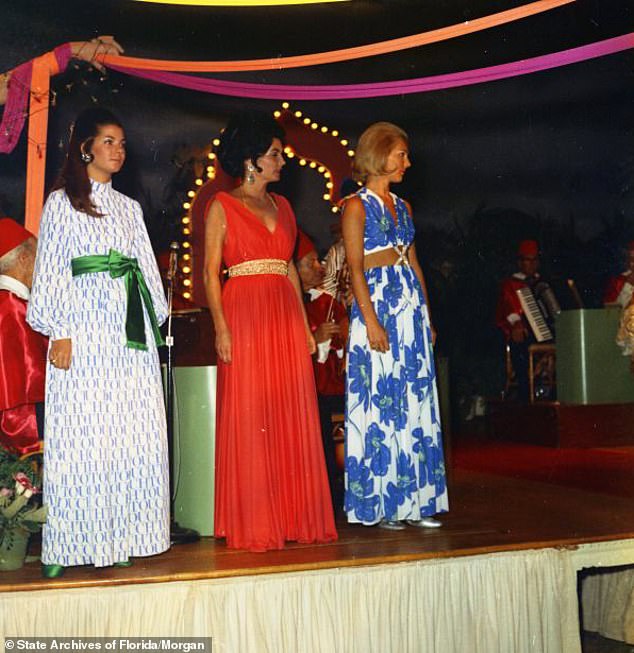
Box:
0, 218, 47, 454
496, 240, 541, 340
495, 239, 541, 401
295, 230, 347, 510
604, 241, 634, 307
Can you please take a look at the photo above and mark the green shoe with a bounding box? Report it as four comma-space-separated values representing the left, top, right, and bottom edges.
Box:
41, 564, 65, 579
113, 560, 133, 568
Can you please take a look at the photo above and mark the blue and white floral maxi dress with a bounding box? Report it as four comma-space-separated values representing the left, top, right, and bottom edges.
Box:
27, 181, 170, 566
345, 187, 449, 524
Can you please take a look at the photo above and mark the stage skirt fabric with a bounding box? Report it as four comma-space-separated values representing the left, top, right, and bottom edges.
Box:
27, 182, 170, 567
0, 548, 583, 653
213, 191, 337, 551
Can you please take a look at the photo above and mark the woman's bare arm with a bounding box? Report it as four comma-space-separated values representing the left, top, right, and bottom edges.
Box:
203, 200, 231, 363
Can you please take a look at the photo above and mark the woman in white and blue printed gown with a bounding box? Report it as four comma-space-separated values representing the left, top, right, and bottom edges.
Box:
342, 122, 448, 530
27, 108, 170, 577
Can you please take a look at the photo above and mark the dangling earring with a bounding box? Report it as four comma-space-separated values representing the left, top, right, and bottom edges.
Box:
245, 163, 255, 184
81, 151, 93, 164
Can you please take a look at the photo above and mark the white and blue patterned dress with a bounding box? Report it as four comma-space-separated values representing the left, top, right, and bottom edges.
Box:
345, 187, 449, 524
27, 181, 170, 567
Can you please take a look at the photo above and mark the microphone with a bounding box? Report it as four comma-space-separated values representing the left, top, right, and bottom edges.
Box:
567, 279, 584, 309
167, 241, 179, 282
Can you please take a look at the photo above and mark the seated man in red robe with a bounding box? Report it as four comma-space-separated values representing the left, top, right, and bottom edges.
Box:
0, 218, 47, 454
604, 241, 634, 308
495, 239, 541, 401
296, 231, 348, 511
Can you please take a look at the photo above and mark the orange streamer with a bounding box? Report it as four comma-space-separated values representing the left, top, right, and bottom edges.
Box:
101, 0, 575, 72
22, 0, 573, 233
25, 51, 59, 234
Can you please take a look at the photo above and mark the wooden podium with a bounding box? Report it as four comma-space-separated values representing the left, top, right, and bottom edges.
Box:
170, 309, 217, 536
556, 307, 634, 404
172, 366, 216, 536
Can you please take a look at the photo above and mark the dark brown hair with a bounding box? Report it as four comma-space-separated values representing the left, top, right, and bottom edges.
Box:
52, 107, 124, 217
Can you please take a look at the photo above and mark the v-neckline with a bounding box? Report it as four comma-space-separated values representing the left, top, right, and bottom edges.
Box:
365, 187, 398, 227
228, 191, 278, 235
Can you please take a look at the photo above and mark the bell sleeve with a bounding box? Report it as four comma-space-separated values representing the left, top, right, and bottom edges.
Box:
26, 191, 74, 341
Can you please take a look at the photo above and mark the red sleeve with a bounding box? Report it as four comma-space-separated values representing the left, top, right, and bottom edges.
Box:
305, 293, 348, 330
305, 294, 329, 331
0, 292, 47, 411
0, 405, 40, 455
305, 294, 346, 396
495, 278, 524, 339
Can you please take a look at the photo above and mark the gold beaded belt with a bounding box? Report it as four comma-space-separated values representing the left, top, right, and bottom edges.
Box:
228, 258, 288, 278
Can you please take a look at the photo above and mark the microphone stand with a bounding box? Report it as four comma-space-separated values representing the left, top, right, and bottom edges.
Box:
165, 243, 199, 545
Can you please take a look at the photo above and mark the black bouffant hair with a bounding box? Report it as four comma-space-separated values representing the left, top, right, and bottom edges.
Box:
216, 112, 285, 179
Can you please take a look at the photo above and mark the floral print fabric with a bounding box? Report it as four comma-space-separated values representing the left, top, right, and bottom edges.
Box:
344, 188, 449, 524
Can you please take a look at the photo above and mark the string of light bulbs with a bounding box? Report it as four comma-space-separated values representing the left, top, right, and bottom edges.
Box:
177, 102, 354, 302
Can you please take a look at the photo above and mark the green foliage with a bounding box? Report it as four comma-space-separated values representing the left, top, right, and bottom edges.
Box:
0, 448, 46, 536
0, 447, 39, 490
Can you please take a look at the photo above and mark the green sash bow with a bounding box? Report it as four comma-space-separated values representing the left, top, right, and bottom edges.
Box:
71, 249, 165, 350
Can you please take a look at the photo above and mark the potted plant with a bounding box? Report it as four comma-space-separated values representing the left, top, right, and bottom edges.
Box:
0, 446, 46, 571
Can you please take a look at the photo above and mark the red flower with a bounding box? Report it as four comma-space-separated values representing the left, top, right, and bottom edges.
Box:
13, 472, 39, 495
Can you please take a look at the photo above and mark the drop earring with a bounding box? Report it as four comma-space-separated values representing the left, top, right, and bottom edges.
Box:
81, 151, 93, 164
245, 164, 255, 184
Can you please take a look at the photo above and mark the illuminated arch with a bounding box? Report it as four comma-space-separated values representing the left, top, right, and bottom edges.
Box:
182, 104, 355, 307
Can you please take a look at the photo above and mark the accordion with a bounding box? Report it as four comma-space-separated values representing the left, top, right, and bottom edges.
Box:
516, 286, 553, 342
515, 279, 583, 342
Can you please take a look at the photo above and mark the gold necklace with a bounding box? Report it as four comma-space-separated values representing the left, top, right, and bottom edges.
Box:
240, 186, 277, 211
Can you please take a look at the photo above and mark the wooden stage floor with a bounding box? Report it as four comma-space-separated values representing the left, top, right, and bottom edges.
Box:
2, 465, 634, 593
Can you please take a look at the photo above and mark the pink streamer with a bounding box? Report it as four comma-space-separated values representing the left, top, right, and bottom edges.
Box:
0, 61, 33, 153
0, 44, 72, 154
107, 33, 634, 100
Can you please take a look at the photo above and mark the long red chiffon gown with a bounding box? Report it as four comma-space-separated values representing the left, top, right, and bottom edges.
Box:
213, 191, 338, 551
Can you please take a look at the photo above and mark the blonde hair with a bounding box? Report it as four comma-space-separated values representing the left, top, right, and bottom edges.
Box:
352, 122, 409, 183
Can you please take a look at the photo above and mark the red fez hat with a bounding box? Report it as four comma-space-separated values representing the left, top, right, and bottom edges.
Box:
518, 240, 539, 257
295, 230, 316, 261
0, 218, 34, 259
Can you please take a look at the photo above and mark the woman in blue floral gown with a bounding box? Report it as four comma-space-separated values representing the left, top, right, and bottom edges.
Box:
342, 122, 448, 530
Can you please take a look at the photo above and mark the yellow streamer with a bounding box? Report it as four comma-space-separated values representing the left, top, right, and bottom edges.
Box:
103, 0, 575, 72
135, 0, 348, 4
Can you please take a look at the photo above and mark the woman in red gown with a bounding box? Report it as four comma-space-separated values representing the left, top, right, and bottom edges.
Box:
204, 113, 337, 551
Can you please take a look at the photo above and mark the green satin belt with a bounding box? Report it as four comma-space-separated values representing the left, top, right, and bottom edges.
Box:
71, 249, 165, 350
